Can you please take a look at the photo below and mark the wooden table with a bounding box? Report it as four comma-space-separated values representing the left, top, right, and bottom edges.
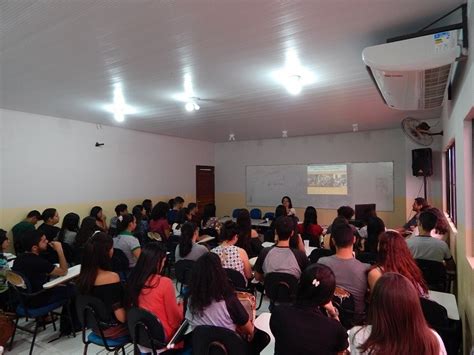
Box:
43, 264, 81, 289
429, 290, 460, 320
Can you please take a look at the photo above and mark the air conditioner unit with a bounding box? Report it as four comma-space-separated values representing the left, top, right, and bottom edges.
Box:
362, 30, 461, 110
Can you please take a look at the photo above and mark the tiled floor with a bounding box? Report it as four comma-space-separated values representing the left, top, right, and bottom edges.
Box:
7, 288, 274, 355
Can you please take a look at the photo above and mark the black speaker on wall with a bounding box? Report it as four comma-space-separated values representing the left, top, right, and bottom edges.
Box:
412, 148, 433, 177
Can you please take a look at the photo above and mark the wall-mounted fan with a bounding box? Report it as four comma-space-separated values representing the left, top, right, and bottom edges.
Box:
401, 117, 443, 146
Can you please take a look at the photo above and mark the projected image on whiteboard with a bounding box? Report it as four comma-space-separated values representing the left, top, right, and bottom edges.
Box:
307, 164, 348, 195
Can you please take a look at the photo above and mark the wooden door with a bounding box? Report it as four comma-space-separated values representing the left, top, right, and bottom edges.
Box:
196, 165, 215, 214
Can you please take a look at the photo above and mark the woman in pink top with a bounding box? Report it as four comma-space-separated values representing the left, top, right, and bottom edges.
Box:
128, 242, 183, 346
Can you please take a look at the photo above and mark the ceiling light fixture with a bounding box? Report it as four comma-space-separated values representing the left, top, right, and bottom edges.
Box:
185, 100, 200, 112
272, 49, 316, 96
282, 130, 288, 138
352, 123, 359, 132
229, 133, 236, 141
104, 83, 136, 122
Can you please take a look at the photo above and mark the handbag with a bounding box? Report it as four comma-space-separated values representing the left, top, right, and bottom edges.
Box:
0, 311, 15, 347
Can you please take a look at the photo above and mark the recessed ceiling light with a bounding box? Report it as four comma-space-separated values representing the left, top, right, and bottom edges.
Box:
229, 133, 235, 141
272, 49, 316, 96
352, 123, 359, 132
282, 130, 288, 138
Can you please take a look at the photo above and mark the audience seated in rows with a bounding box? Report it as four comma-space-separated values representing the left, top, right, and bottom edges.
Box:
235, 209, 263, 258
407, 210, 455, 270
175, 222, 208, 262
113, 214, 141, 268
58, 212, 80, 247
11, 210, 42, 254
211, 221, 253, 282
90, 206, 108, 233
368, 230, 429, 297
270, 264, 348, 355
410, 207, 450, 241
319, 223, 369, 321
297, 206, 323, 247
149, 202, 171, 240
128, 242, 184, 352
76, 232, 128, 339
255, 216, 309, 282
349, 273, 446, 354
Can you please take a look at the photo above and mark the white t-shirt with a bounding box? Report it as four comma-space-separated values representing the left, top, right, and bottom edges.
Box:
349, 325, 447, 355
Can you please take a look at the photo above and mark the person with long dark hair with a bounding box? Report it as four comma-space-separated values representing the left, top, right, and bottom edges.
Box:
149, 201, 171, 240
211, 221, 253, 281
186, 253, 253, 336
132, 204, 149, 237
235, 209, 262, 258
297, 206, 323, 246
142, 199, 153, 220
175, 222, 208, 262
90, 206, 108, 232
355, 217, 385, 264
281, 196, 296, 217
76, 232, 128, 339
113, 214, 141, 268
74, 216, 102, 249
171, 207, 192, 236
270, 264, 348, 354
350, 273, 445, 354
58, 212, 80, 246
128, 243, 183, 349
367, 230, 428, 297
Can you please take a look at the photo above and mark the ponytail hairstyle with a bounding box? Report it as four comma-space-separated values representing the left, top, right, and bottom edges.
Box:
116, 213, 135, 235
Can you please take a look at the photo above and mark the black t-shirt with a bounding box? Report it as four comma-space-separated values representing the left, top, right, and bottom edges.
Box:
270, 304, 348, 355
90, 282, 125, 323
38, 223, 61, 241
12, 253, 55, 292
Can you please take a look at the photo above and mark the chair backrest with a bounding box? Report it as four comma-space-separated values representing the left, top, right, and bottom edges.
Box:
264, 272, 298, 307
415, 259, 447, 291
232, 209, 242, 219
308, 248, 335, 264
76, 294, 114, 329
111, 248, 130, 273
175, 260, 195, 285
249, 209, 262, 220
332, 286, 357, 329
127, 307, 167, 352
263, 229, 275, 243
420, 297, 449, 328
224, 268, 247, 290
263, 212, 275, 221
192, 325, 247, 355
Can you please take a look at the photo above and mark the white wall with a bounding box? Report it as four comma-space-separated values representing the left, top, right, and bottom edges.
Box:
0, 109, 214, 209
215, 127, 442, 225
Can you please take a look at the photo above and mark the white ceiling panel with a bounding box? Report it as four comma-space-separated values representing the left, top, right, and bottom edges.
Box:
0, 0, 463, 142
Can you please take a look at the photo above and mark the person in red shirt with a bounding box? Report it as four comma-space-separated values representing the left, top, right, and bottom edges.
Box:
128, 242, 183, 350
297, 206, 323, 247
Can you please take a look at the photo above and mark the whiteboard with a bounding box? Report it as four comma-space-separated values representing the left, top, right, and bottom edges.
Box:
246, 162, 394, 211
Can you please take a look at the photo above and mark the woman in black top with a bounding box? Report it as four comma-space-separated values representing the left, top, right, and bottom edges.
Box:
270, 263, 348, 355
76, 232, 128, 338
235, 209, 263, 258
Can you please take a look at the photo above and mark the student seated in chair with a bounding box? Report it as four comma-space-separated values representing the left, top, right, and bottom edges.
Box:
12, 230, 70, 306
11, 210, 42, 254
113, 214, 141, 269
185, 253, 253, 337
128, 242, 184, 351
398, 197, 429, 236
109, 203, 128, 234
175, 222, 208, 263
37, 208, 61, 241
270, 264, 348, 355
318, 223, 370, 322
406, 210, 455, 271
76, 232, 128, 339
254, 216, 309, 282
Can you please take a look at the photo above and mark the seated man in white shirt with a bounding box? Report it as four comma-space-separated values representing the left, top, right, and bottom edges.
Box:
406, 210, 455, 271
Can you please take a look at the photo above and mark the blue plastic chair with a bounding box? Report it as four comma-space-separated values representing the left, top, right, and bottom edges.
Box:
263, 212, 275, 220
6, 270, 75, 355
232, 209, 242, 218
250, 208, 262, 219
